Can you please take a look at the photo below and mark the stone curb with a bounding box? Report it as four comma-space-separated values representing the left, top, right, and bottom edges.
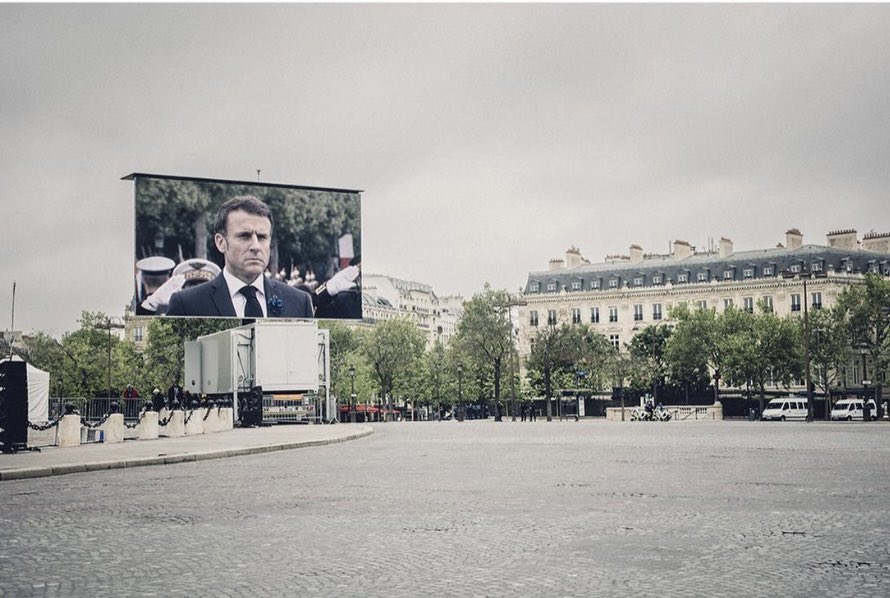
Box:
0, 428, 373, 482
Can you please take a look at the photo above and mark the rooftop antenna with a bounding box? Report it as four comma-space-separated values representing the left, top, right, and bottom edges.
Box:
257, 169, 261, 183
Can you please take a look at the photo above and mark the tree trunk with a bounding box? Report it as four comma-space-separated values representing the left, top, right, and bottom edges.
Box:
193, 212, 208, 260
493, 360, 502, 421
545, 367, 553, 422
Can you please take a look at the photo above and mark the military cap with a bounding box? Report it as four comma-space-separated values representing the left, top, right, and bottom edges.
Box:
173, 258, 221, 283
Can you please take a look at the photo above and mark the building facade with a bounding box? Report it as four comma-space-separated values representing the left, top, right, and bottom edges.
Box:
361, 274, 463, 346
519, 228, 890, 388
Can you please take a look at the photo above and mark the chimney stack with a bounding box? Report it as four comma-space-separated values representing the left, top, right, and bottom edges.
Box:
826, 229, 858, 251
718, 237, 733, 259
565, 246, 584, 268
629, 244, 643, 264
785, 228, 803, 250
863, 231, 890, 253
672, 240, 693, 260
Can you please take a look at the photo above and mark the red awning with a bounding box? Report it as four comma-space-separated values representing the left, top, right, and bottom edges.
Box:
339, 404, 380, 413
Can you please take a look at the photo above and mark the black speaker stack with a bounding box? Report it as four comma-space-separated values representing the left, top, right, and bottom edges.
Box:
0, 359, 29, 452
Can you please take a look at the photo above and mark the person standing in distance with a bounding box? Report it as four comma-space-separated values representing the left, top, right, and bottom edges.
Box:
166, 196, 314, 318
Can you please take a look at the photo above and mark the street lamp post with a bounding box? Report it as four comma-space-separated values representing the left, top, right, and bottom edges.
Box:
98, 316, 125, 400
457, 363, 463, 422
802, 272, 814, 422
349, 365, 356, 423
503, 296, 527, 423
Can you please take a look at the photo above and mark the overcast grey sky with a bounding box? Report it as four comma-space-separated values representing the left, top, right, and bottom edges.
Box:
2, 3, 889, 335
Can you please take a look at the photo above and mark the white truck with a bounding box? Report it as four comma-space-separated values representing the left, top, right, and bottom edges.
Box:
184, 320, 333, 423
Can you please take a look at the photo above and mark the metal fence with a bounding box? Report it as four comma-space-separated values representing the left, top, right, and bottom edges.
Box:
261, 394, 318, 423
48, 397, 145, 422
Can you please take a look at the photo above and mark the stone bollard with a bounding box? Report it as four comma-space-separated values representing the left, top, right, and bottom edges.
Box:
162, 410, 185, 437
219, 406, 234, 431
205, 405, 220, 434
138, 411, 159, 440
58, 413, 82, 447
101, 413, 125, 443
185, 407, 204, 436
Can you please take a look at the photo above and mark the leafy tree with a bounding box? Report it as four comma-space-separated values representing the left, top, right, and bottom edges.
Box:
451, 286, 514, 421
627, 324, 672, 400
445, 342, 470, 418
134, 178, 223, 261
320, 321, 360, 401
808, 306, 849, 418
14, 331, 85, 398
607, 348, 633, 419
721, 305, 801, 413
835, 273, 890, 417
526, 324, 578, 421
361, 317, 426, 421
331, 340, 376, 421
423, 340, 448, 419
663, 304, 712, 403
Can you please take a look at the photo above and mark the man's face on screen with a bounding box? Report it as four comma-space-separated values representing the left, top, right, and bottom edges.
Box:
215, 209, 271, 284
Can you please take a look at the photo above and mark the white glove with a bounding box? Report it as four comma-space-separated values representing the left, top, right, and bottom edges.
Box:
141, 274, 185, 312
324, 265, 360, 296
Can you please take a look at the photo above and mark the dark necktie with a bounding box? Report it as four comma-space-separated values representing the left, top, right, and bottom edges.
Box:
239, 285, 264, 318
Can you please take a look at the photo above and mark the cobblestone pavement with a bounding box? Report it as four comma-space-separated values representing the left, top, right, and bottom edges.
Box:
1, 420, 889, 597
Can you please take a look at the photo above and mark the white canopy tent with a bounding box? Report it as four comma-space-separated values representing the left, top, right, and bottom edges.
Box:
0, 356, 50, 423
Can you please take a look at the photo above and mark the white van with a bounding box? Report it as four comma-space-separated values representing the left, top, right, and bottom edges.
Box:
830, 398, 878, 421
761, 397, 809, 421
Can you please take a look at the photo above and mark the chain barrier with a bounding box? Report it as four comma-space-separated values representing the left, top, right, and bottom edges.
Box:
184, 406, 199, 425
203, 403, 215, 421
124, 409, 148, 429
80, 412, 112, 430
27, 415, 64, 431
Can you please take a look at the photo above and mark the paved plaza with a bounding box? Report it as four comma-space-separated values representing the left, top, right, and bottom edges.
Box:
1, 420, 889, 597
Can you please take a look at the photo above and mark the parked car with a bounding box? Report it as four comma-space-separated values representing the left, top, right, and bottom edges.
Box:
830, 398, 878, 421
761, 397, 809, 421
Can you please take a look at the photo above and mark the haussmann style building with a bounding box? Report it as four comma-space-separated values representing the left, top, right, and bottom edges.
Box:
518, 228, 890, 390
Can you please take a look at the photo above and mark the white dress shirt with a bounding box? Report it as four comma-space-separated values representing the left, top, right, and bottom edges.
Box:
222, 269, 267, 317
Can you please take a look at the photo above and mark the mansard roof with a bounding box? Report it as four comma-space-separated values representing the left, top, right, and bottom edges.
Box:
364, 274, 437, 298
524, 244, 890, 293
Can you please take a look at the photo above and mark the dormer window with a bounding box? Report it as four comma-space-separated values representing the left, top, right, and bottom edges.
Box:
652, 275, 662, 285
811, 262, 822, 272
763, 265, 773, 276
571, 280, 582, 291
677, 273, 688, 283
633, 276, 643, 286
592, 280, 600, 289
609, 279, 618, 288
723, 270, 733, 280
546, 282, 557, 292
697, 272, 708, 282
530, 282, 540, 293
743, 267, 754, 278
790, 264, 801, 274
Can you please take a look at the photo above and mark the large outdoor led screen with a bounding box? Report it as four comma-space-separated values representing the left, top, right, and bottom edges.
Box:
127, 173, 362, 320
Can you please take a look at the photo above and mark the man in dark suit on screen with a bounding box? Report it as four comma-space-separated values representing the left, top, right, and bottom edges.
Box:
166, 195, 314, 318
